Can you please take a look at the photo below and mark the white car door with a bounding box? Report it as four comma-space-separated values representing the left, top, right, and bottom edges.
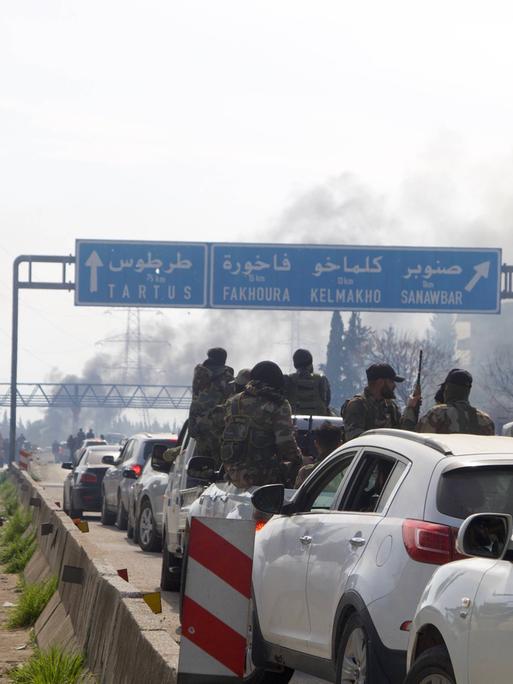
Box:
467, 559, 513, 684
166, 437, 194, 545
304, 451, 406, 658
255, 451, 357, 652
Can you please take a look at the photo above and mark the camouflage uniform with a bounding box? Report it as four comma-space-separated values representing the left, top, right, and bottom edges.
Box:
189, 363, 234, 465
417, 401, 495, 435
285, 367, 331, 415
342, 387, 416, 441
162, 445, 182, 465
221, 380, 302, 488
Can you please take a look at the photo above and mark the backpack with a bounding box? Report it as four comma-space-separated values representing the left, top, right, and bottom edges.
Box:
222, 394, 275, 464
286, 372, 328, 415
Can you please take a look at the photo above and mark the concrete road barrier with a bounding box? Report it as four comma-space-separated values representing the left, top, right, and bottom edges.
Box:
7, 465, 179, 684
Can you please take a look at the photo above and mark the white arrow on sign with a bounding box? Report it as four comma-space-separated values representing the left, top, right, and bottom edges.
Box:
464, 261, 490, 292
85, 251, 104, 293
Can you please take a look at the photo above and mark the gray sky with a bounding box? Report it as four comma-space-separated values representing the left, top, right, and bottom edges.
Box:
1, 0, 513, 406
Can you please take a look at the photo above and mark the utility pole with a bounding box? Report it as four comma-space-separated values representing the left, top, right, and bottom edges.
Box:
96, 309, 171, 430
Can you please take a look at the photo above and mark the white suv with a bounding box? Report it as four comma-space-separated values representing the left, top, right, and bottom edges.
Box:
406, 511, 513, 684
250, 430, 513, 684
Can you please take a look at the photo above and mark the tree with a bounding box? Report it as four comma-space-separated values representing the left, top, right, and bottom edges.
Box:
321, 312, 345, 409
429, 314, 457, 361
1, 411, 9, 437
481, 346, 513, 421
370, 327, 456, 406
339, 312, 372, 403
322, 311, 373, 410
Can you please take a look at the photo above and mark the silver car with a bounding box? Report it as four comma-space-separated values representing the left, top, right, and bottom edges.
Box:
100, 432, 177, 529
127, 433, 180, 551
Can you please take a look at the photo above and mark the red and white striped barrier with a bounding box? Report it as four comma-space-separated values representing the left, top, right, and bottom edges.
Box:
19, 449, 32, 471
178, 517, 256, 683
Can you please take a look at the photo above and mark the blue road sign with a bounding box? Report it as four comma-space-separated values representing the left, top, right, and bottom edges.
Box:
75, 240, 208, 307
211, 244, 501, 313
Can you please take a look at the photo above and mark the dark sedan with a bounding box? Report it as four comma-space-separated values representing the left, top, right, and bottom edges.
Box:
62, 445, 120, 518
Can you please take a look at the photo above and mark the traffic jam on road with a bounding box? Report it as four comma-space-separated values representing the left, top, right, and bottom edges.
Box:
56, 413, 513, 684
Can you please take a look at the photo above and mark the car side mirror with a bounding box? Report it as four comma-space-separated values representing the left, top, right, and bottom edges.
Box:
456, 513, 512, 560
61, 462, 73, 470
252, 484, 285, 515
122, 468, 137, 480
187, 456, 216, 482
102, 455, 115, 465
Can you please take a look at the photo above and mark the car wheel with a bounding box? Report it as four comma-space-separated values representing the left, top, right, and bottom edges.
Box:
138, 500, 162, 552
404, 645, 455, 684
68, 491, 82, 519
115, 494, 128, 531
100, 493, 116, 525
336, 612, 375, 684
160, 530, 181, 591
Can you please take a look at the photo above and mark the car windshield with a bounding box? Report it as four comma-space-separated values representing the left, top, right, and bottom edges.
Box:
437, 466, 513, 520
83, 449, 119, 466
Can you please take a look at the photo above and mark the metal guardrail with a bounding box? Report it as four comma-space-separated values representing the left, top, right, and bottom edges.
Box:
0, 383, 192, 410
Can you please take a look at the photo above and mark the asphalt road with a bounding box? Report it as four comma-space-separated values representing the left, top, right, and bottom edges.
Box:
36, 459, 328, 684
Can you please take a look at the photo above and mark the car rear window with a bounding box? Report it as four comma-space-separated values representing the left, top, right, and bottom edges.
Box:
437, 466, 513, 520
142, 439, 176, 460
83, 450, 119, 466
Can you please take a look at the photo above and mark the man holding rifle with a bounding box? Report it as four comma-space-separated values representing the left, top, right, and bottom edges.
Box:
342, 362, 421, 440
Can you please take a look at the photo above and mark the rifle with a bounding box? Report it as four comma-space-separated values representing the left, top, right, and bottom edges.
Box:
413, 349, 423, 419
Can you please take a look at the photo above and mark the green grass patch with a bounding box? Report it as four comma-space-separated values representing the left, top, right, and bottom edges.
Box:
0, 481, 20, 517
0, 476, 12, 492
0, 483, 36, 573
0, 508, 32, 546
7, 576, 58, 629
2, 533, 37, 573
8, 646, 91, 684
0, 479, 17, 496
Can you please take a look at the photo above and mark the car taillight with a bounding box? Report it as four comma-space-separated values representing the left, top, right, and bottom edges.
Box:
402, 519, 463, 565
78, 472, 97, 484
255, 520, 267, 532
131, 464, 142, 478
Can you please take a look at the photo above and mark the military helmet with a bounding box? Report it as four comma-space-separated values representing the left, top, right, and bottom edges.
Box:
250, 361, 284, 390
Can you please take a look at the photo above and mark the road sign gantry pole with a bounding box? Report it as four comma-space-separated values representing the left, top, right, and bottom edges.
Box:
9, 255, 75, 464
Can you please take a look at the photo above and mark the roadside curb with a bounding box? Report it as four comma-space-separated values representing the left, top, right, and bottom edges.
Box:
7, 465, 180, 684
